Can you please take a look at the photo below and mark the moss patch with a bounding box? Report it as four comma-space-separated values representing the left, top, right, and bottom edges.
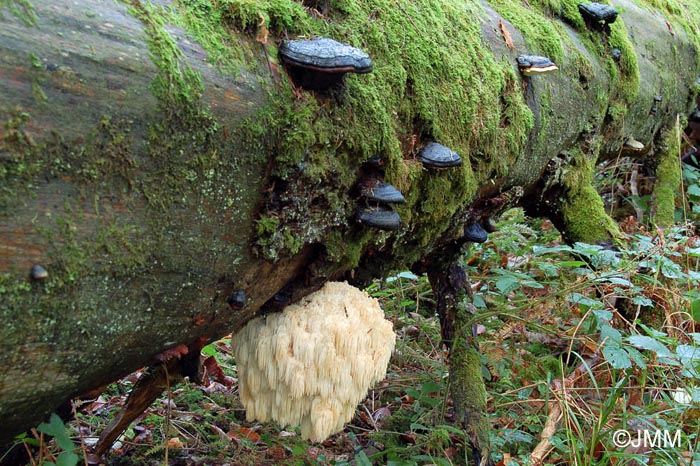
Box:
650, 125, 681, 227
560, 150, 622, 242
197, 0, 537, 264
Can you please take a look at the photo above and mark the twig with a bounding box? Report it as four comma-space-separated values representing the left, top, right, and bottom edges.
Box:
530, 403, 562, 465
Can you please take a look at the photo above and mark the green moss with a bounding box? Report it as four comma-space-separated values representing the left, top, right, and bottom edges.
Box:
449, 298, 490, 458
633, 0, 700, 52
560, 150, 622, 243
651, 126, 681, 227
0, 0, 36, 26
126, 1, 205, 115
487, 0, 565, 61
226, 0, 535, 264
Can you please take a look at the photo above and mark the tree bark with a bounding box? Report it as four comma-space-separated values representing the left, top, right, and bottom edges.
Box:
1, 0, 698, 445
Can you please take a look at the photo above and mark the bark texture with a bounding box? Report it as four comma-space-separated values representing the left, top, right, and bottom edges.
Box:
1, 0, 698, 444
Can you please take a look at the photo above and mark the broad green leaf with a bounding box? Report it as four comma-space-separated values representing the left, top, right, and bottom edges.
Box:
631, 295, 653, 307
692, 300, 700, 323
37, 413, 73, 452
602, 343, 632, 369
55, 451, 79, 466
568, 293, 604, 310
600, 324, 622, 344
628, 335, 674, 358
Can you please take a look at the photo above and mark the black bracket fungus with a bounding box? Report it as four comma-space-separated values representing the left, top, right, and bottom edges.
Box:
226, 290, 246, 311
464, 222, 488, 243
610, 48, 622, 61
356, 206, 401, 230
517, 55, 559, 76
417, 142, 463, 169
359, 179, 405, 204
578, 2, 618, 30
278, 37, 373, 92
482, 217, 499, 233
29, 264, 48, 281
690, 107, 700, 123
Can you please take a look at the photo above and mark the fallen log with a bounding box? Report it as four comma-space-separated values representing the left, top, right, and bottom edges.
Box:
1, 0, 698, 459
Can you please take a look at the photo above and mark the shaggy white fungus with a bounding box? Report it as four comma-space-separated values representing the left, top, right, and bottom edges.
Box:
231, 281, 396, 442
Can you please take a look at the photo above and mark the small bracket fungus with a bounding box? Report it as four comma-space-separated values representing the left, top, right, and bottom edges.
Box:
578, 2, 618, 29
278, 37, 373, 91
360, 179, 405, 204
29, 264, 48, 281
357, 205, 402, 230
417, 142, 463, 169
690, 108, 700, 123
464, 223, 488, 243
624, 137, 645, 151
226, 290, 246, 311
231, 282, 396, 442
517, 55, 559, 76
482, 217, 499, 233
610, 48, 622, 61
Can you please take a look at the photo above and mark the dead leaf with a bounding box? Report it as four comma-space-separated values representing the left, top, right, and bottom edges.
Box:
665, 19, 675, 36
256, 13, 269, 45
167, 437, 184, 449
499, 19, 515, 50
228, 425, 261, 443
203, 356, 227, 385
155, 344, 188, 362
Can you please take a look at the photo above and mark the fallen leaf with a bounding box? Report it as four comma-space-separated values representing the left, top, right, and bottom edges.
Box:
155, 344, 188, 362
203, 356, 227, 385
167, 437, 184, 449
228, 425, 261, 443
665, 19, 675, 36
256, 13, 269, 45
499, 19, 515, 50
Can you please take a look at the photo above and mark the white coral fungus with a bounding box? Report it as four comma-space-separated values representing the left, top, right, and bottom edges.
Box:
231, 281, 396, 442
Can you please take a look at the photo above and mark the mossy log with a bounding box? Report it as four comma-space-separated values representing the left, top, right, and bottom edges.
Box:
1, 0, 699, 446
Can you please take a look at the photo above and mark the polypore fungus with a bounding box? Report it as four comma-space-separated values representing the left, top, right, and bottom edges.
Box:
517, 55, 558, 76
357, 206, 402, 230
417, 142, 463, 169
278, 37, 373, 91
360, 179, 405, 204
464, 222, 488, 243
578, 2, 618, 29
231, 282, 396, 442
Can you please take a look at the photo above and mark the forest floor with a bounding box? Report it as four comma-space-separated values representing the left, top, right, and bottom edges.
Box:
13, 158, 700, 465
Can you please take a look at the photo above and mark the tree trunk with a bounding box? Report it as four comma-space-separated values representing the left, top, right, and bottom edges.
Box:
1, 0, 698, 444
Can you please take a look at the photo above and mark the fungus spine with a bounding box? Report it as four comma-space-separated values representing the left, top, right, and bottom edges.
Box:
231, 282, 396, 442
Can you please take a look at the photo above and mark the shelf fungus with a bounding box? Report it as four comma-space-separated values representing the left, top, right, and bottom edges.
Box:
417, 142, 463, 169
231, 282, 396, 442
578, 2, 618, 29
357, 206, 402, 230
278, 37, 373, 91
29, 264, 48, 281
360, 179, 405, 204
624, 137, 645, 151
464, 223, 488, 243
227, 290, 246, 311
517, 55, 559, 76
